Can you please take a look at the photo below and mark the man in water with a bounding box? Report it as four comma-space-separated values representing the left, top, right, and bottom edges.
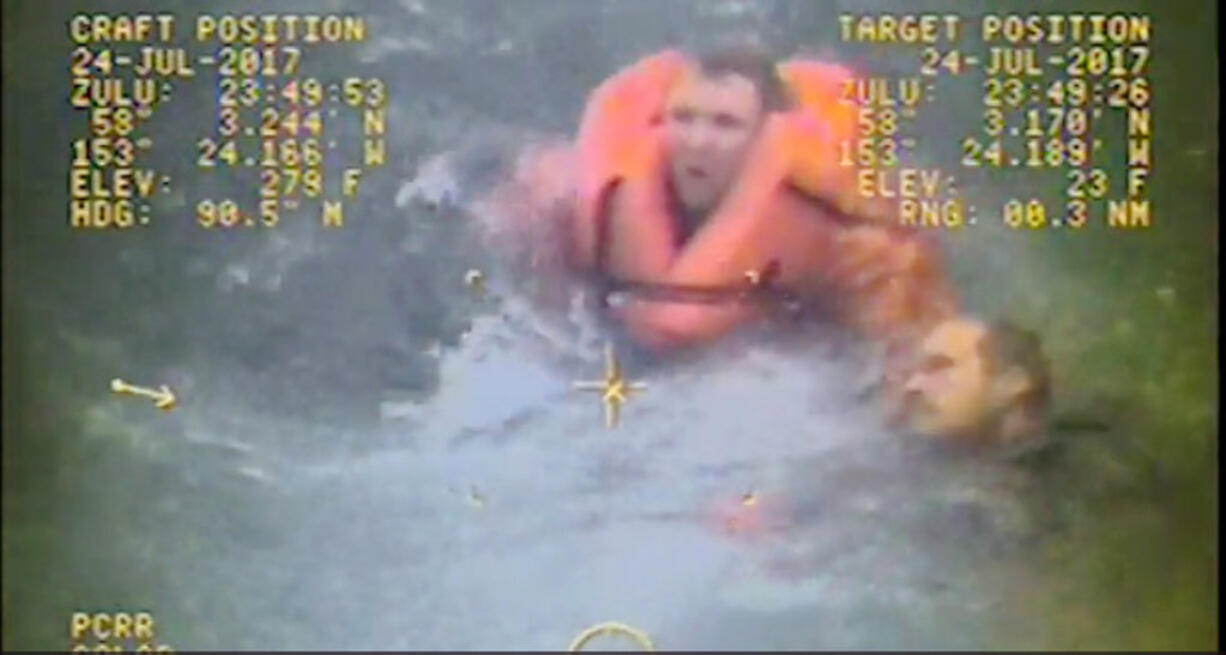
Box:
886, 317, 1051, 450
479, 45, 1052, 449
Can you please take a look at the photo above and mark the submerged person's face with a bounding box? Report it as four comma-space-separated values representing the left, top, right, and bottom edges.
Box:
662, 71, 765, 215
897, 319, 998, 439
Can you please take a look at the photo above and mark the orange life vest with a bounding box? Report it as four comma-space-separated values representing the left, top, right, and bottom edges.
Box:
570, 50, 875, 277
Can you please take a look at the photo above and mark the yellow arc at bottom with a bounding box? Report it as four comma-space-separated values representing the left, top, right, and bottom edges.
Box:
568, 620, 655, 651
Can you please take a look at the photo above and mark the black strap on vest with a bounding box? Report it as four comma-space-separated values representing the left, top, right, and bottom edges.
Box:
589, 184, 806, 319
592, 180, 621, 309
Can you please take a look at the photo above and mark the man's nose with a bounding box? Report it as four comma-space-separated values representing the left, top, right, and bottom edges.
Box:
684, 121, 717, 151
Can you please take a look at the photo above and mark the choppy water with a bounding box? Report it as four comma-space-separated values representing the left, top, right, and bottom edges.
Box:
3, 0, 1216, 650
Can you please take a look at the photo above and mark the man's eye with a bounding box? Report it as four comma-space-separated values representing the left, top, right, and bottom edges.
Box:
713, 114, 743, 129
670, 109, 695, 123
923, 355, 954, 372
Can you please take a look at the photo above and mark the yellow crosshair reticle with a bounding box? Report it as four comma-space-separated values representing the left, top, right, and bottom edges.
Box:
568, 621, 656, 651
572, 342, 647, 429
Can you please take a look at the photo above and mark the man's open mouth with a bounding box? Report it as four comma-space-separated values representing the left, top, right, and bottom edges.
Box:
685, 165, 708, 179
900, 392, 933, 418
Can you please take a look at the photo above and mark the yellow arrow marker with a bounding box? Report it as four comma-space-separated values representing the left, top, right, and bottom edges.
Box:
568, 621, 655, 651
110, 378, 177, 411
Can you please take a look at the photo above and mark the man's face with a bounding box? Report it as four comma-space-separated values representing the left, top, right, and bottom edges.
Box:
896, 318, 997, 438
662, 71, 765, 214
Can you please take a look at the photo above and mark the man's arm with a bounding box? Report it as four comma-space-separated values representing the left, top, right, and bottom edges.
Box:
827, 224, 959, 339
602, 185, 762, 350
822, 222, 962, 405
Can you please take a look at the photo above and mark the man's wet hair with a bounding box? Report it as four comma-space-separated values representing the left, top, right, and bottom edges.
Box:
980, 320, 1052, 419
693, 44, 792, 112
